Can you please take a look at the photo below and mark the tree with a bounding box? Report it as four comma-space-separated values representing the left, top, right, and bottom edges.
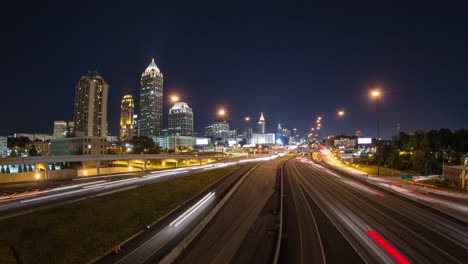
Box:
129, 136, 160, 154
7, 136, 31, 149
239, 138, 247, 147
380, 144, 396, 167
28, 145, 38, 156
9, 150, 17, 157
395, 132, 411, 151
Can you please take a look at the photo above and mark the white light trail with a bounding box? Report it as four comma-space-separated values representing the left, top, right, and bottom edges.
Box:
170, 192, 215, 227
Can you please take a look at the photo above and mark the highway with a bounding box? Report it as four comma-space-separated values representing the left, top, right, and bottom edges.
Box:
97, 163, 262, 264
280, 157, 468, 264
0, 156, 273, 219
175, 156, 287, 264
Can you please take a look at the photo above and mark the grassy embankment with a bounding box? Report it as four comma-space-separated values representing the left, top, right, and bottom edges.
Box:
0, 166, 239, 263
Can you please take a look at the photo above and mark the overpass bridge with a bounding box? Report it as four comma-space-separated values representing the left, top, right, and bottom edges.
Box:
0, 154, 222, 181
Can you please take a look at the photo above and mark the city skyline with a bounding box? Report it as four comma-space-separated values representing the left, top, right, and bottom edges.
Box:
1, 2, 468, 264
1, 2, 467, 139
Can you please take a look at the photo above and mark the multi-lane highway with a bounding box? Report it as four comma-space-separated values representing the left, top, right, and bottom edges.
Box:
280, 157, 468, 264
97, 163, 262, 264
3, 153, 467, 264
98, 154, 284, 264
0, 157, 273, 219
175, 155, 287, 264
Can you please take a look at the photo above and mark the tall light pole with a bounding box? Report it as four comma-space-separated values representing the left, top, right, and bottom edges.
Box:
216, 108, 229, 148
170, 95, 179, 154
370, 89, 381, 176
337, 110, 345, 135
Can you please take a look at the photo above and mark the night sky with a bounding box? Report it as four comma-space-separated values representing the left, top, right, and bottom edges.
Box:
1, 1, 467, 139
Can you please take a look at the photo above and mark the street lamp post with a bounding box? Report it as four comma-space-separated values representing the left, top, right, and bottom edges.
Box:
170, 95, 180, 155
338, 110, 345, 135
217, 108, 228, 148
370, 89, 381, 176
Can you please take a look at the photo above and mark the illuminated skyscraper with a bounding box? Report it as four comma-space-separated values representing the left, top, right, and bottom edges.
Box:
258, 112, 266, 134
139, 58, 164, 137
120, 95, 134, 141
73, 71, 108, 137
53, 121, 67, 138
168, 102, 193, 136
133, 114, 138, 136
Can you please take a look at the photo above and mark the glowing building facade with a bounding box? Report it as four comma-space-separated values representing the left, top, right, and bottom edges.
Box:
73, 71, 108, 137
120, 95, 135, 141
139, 58, 164, 137
168, 102, 193, 136
258, 112, 266, 134
53, 121, 68, 138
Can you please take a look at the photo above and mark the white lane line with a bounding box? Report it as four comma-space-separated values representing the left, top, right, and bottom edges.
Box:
144, 171, 188, 179
82, 178, 137, 189
170, 192, 215, 227
21, 188, 91, 203
48, 180, 107, 192
73, 173, 133, 181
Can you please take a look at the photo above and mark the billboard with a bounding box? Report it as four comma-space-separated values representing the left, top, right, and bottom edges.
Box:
357, 137, 372, 144
196, 138, 209, 145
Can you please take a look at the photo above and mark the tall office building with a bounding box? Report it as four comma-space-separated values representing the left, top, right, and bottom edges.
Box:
258, 112, 266, 134
243, 127, 253, 143
73, 71, 109, 137
67, 121, 75, 137
133, 115, 138, 136
53, 121, 68, 138
168, 102, 193, 136
205, 121, 230, 142
139, 58, 164, 137
120, 95, 135, 141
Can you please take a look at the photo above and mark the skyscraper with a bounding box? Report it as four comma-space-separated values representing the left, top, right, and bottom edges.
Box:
168, 102, 193, 136
53, 121, 68, 138
258, 112, 266, 134
205, 121, 230, 142
67, 121, 75, 137
133, 114, 138, 136
243, 127, 253, 143
120, 95, 134, 141
73, 71, 108, 137
139, 58, 164, 137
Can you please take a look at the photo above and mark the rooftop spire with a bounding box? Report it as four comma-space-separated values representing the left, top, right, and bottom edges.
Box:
143, 57, 161, 76
259, 112, 265, 122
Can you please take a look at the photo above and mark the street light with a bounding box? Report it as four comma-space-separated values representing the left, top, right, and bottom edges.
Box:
337, 110, 345, 135
170, 95, 179, 103
218, 109, 226, 117
245, 116, 250, 122
370, 88, 382, 176
170, 95, 181, 154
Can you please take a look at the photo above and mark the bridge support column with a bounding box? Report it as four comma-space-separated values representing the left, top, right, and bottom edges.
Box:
45, 163, 50, 180
143, 159, 147, 171
97, 160, 100, 175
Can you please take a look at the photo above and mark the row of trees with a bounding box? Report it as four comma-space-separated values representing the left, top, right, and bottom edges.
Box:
379, 129, 468, 175
108, 136, 161, 154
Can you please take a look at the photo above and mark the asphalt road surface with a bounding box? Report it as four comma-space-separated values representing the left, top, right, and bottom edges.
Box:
98, 163, 261, 264
280, 157, 468, 264
176, 156, 287, 264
